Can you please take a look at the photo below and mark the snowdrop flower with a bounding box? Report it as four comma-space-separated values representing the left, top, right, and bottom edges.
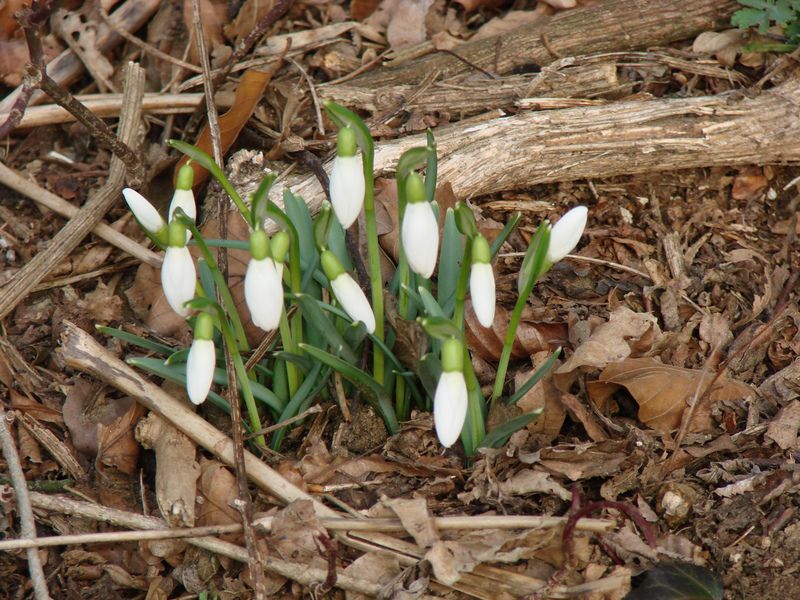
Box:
329, 127, 365, 229
122, 188, 166, 235
244, 230, 284, 332
161, 220, 196, 317
186, 312, 215, 405
168, 164, 197, 241
434, 338, 468, 448
469, 235, 495, 328
321, 249, 375, 333
546, 205, 588, 264
401, 172, 439, 278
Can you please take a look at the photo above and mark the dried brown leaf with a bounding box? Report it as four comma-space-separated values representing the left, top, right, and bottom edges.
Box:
515, 352, 566, 440
589, 357, 752, 433
267, 499, 328, 570
177, 68, 277, 189
196, 458, 240, 539
385, 0, 434, 50
182, 0, 227, 57
452, 0, 510, 12
223, 0, 275, 41
96, 402, 145, 475
555, 306, 660, 389
350, 0, 382, 21
384, 497, 438, 547
766, 399, 800, 450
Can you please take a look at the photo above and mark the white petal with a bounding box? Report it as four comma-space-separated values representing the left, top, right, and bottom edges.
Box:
329, 155, 365, 229
161, 246, 196, 317
331, 274, 375, 333
546, 206, 588, 264
122, 188, 165, 233
434, 371, 468, 448
401, 201, 439, 278
470, 262, 496, 328
186, 338, 215, 405
168, 189, 197, 242
244, 258, 284, 331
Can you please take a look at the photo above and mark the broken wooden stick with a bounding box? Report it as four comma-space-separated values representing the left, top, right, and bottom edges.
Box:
279, 76, 800, 213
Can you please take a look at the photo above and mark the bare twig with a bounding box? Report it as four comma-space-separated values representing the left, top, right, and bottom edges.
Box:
183, 0, 294, 136
18, 7, 145, 185
0, 161, 161, 267
0, 62, 146, 322
0, 409, 49, 599
26, 492, 384, 596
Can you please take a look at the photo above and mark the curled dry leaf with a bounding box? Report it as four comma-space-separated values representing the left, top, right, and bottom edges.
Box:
196, 458, 240, 541
176, 68, 279, 189
465, 301, 567, 362
267, 499, 329, 570
182, 0, 227, 58
341, 552, 404, 600
384, 496, 438, 547
765, 399, 800, 450
96, 402, 146, 476
588, 357, 752, 433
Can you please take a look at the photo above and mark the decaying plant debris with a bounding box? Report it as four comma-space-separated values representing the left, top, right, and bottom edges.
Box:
1, 0, 799, 598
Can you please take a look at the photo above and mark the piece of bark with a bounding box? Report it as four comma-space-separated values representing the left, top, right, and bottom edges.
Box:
323, 60, 621, 115
276, 76, 800, 214
326, 0, 738, 96
136, 411, 200, 528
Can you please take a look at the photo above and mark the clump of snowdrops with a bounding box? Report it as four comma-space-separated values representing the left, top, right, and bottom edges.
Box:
111, 102, 587, 455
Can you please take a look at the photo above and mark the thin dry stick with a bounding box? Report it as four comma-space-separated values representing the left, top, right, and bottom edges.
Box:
183, 0, 295, 135
0, 513, 613, 551
92, 0, 202, 74
26, 491, 383, 596
0, 409, 49, 600
20, 9, 145, 185
190, 2, 267, 598
0, 63, 146, 322
0, 161, 161, 267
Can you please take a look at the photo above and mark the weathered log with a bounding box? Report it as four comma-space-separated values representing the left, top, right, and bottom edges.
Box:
277, 76, 800, 210
323, 0, 739, 110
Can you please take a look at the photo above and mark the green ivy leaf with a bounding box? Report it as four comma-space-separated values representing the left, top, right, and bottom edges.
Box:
623, 563, 723, 600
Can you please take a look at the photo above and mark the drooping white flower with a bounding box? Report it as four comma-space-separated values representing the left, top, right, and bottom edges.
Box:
321, 250, 375, 333
470, 262, 496, 328
546, 205, 588, 264
161, 245, 196, 317
329, 127, 364, 229
186, 312, 215, 405
401, 172, 439, 278
122, 188, 166, 234
168, 188, 197, 224
433, 338, 468, 448
469, 234, 495, 328
244, 257, 284, 332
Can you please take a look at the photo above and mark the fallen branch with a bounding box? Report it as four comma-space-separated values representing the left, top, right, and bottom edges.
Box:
0, 161, 161, 268
0, 62, 145, 322
279, 76, 800, 212
325, 0, 739, 103
26, 492, 384, 597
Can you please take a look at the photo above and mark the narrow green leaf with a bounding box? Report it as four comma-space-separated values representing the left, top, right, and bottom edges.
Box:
97, 326, 174, 356
437, 208, 463, 317
490, 212, 521, 258
323, 102, 374, 159
284, 190, 317, 270
623, 563, 723, 600
299, 343, 399, 434
270, 362, 326, 450
517, 222, 551, 296
418, 287, 445, 318
293, 293, 357, 363
251, 173, 277, 229
127, 356, 285, 413
480, 410, 543, 449
396, 147, 428, 181
505, 348, 561, 405
425, 129, 437, 201
419, 316, 462, 340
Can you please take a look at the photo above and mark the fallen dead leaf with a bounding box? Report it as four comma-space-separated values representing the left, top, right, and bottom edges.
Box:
177, 68, 279, 189
196, 458, 240, 540
386, 0, 434, 50
588, 357, 752, 433
384, 496, 438, 548
731, 168, 768, 201
555, 306, 660, 390
96, 402, 146, 476
766, 399, 800, 450
452, 0, 510, 12
267, 499, 329, 570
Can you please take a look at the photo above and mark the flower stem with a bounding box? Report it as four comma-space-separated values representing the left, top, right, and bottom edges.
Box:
453, 237, 473, 329
363, 154, 384, 385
